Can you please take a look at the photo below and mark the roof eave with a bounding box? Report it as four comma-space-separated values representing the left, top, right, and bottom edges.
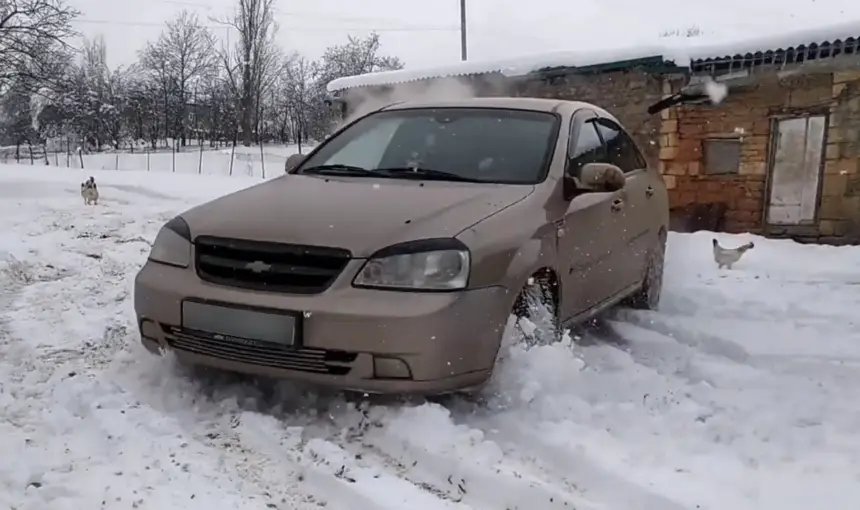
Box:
521, 55, 689, 80
329, 55, 690, 93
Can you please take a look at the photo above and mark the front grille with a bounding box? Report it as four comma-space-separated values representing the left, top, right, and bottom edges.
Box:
194, 236, 351, 294
164, 326, 357, 375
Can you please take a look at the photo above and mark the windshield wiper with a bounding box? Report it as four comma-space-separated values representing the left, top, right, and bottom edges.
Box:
375, 167, 485, 183
302, 164, 486, 183
300, 164, 377, 176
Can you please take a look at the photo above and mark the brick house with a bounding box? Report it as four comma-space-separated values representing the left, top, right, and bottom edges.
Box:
660, 48, 860, 242
326, 25, 860, 244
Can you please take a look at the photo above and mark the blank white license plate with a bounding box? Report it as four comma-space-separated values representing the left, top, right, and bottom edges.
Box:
181, 301, 296, 346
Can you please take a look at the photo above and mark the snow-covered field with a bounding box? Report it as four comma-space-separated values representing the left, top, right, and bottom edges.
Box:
1, 144, 311, 178
1, 164, 859, 510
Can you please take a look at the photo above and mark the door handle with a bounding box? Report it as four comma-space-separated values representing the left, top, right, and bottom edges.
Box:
645, 186, 655, 197
611, 198, 624, 212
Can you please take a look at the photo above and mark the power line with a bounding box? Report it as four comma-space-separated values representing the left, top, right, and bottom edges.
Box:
155, 0, 454, 30
71, 18, 459, 32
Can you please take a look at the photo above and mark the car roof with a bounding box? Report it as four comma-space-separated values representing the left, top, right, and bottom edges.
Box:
379, 96, 619, 122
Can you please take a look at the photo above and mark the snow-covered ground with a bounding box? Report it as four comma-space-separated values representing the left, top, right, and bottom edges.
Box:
1, 164, 859, 510
0, 144, 313, 178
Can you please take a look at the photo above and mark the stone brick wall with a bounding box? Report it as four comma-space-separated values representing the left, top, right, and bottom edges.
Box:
660, 70, 860, 241
515, 70, 665, 168
823, 70, 860, 242
659, 78, 777, 233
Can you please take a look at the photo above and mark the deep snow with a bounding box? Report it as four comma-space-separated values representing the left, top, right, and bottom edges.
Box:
1, 164, 859, 510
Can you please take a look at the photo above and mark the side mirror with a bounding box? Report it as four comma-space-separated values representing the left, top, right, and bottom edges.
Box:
573, 162, 626, 193
285, 153, 306, 174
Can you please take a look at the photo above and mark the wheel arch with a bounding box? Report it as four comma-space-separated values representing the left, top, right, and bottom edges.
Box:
498, 236, 560, 311
512, 266, 560, 318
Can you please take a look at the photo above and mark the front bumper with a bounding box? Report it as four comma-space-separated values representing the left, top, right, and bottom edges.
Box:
133, 259, 513, 395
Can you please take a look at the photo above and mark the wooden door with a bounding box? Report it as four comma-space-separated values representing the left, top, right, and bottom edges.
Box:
767, 116, 826, 225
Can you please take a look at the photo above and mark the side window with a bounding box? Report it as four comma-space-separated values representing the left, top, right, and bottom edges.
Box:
568, 116, 605, 173
595, 118, 646, 173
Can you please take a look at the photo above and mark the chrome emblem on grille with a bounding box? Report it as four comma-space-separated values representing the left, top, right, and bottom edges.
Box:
245, 260, 272, 273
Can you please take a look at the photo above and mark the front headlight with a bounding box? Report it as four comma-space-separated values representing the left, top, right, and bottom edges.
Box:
148, 216, 192, 268
353, 239, 470, 291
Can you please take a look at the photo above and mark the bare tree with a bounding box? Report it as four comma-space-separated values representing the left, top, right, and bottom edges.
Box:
315, 32, 404, 86
58, 36, 128, 150
139, 10, 216, 146
137, 43, 171, 145
281, 55, 318, 149
293, 32, 404, 140
251, 39, 284, 144
0, 5, 408, 156
215, 0, 278, 146
0, 0, 79, 94
0, 82, 35, 147
123, 71, 161, 145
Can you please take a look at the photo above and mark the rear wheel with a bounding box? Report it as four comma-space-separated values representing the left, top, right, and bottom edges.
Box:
627, 229, 666, 310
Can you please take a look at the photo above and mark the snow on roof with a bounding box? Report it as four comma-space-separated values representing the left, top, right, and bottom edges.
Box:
327, 21, 860, 93
681, 19, 860, 63
326, 43, 673, 92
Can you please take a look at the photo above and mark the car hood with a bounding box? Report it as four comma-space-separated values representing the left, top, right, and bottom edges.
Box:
181, 174, 534, 257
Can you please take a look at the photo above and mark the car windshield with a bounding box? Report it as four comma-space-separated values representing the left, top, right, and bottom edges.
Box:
297, 107, 560, 184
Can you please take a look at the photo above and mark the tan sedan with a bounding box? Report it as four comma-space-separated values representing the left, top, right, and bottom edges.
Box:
134, 97, 669, 396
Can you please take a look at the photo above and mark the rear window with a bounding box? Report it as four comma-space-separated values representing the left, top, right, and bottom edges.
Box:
299, 107, 560, 184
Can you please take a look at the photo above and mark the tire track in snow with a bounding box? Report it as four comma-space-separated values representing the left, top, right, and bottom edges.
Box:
469, 416, 691, 510
0, 201, 325, 509
615, 309, 752, 365
126, 361, 472, 510
303, 391, 606, 510
231, 411, 466, 510
134, 362, 607, 510
433, 320, 720, 510
262, 315, 719, 510
0, 255, 223, 508
335, 417, 598, 510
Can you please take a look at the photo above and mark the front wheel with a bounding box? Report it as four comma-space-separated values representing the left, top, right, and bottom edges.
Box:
512, 277, 560, 344
494, 277, 561, 373
467, 278, 560, 403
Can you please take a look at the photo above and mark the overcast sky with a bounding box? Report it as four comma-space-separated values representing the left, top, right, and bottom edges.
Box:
67, 0, 860, 70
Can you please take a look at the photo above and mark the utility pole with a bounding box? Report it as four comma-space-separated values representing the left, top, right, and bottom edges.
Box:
459, 0, 467, 60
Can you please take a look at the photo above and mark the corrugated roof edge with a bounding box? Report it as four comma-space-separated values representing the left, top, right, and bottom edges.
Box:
683, 19, 860, 63
327, 20, 860, 93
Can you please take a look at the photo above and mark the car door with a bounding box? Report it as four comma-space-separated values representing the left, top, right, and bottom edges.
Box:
557, 110, 628, 322
594, 116, 654, 289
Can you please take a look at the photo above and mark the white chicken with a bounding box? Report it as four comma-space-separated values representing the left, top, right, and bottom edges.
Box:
712, 238, 754, 270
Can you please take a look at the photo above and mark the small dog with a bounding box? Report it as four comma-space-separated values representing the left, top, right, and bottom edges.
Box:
81, 176, 99, 205
712, 238, 754, 270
